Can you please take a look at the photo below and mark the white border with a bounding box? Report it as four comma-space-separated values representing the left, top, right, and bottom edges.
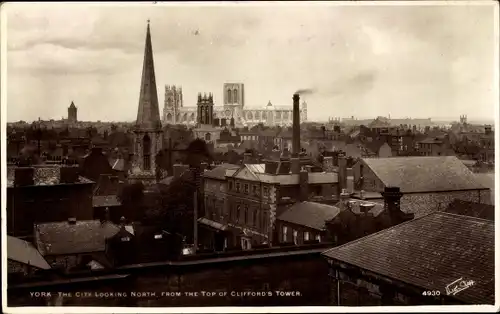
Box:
1, 1, 499, 313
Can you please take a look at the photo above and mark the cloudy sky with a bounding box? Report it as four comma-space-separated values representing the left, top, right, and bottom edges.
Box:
4, 2, 498, 123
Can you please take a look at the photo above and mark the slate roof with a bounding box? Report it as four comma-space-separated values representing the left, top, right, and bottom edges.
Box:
7, 236, 51, 270
418, 137, 443, 144
93, 195, 122, 208
322, 212, 495, 304
35, 220, 121, 256
6, 165, 94, 188
445, 199, 494, 221
278, 201, 341, 230
362, 156, 487, 193
203, 163, 240, 180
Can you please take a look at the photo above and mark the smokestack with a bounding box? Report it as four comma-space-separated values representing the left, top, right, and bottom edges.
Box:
292, 93, 301, 157
299, 167, 309, 202
338, 154, 347, 193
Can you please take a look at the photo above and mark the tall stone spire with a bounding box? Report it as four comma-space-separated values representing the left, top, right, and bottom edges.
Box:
136, 20, 161, 130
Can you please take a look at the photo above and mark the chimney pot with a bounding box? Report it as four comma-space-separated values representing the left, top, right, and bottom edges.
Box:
68, 217, 77, 224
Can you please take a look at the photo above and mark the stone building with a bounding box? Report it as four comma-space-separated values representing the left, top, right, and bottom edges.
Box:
352, 156, 491, 217
322, 212, 494, 305
162, 83, 308, 128
67, 101, 77, 123
6, 165, 94, 237
129, 21, 163, 184
192, 93, 224, 145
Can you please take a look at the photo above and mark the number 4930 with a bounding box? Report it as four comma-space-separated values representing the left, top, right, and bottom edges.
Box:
422, 291, 441, 296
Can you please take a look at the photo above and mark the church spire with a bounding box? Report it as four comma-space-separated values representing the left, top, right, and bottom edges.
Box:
136, 20, 161, 130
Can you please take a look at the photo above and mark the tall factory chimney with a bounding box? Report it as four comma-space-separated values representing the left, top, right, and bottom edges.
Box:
292, 93, 301, 157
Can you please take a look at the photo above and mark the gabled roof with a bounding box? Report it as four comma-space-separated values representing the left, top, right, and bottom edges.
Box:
8, 236, 51, 270
278, 201, 341, 230
322, 212, 494, 304
361, 156, 487, 193
35, 220, 120, 256
445, 199, 494, 221
203, 163, 240, 180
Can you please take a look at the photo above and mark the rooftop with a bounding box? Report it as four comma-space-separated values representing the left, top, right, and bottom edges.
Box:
361, 156, 487, 193
6, 165, 94, 188
278, 201, 341, 230
8, 236, 51, 270
203, 163, 240, 180
323, 212, 494, 304
35, 220, 121, 256
93, 195, 122, 208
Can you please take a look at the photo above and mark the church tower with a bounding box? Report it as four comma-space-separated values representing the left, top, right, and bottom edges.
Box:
68, 101, 77, 123
163, 85, 183, 124
130, 20, 163, 183
197, 93, 214, 126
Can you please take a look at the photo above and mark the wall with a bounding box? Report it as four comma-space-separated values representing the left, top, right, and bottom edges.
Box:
275, 220, 325, 245
7, 183, 94, 237
326, 264, 465, 306
9, 250, 330, 307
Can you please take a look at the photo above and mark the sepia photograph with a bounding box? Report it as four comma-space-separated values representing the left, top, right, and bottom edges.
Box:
1, 1, 498, 312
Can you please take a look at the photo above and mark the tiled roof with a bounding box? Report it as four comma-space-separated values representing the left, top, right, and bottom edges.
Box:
323, 212, 494, 304
6, 166, 94, 188
445, 199, 494, 221
7, 236, 51, 270
93, 195, 122, 207
278, 201, 341, 230
362, 156, 487, 193
35, 220, 120, 256
203, 163, 240, 180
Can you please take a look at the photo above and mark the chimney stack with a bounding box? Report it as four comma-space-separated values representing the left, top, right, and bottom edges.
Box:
339, 188, 350, 210
291, 157, 300, 174
338, 153, 347, 193
292, 93, 301, 157
68, 217, 77, 225
243, 153, 253, 164
381, 186, 414, 222
299, 167, 309, 202
322, 156, 334, 173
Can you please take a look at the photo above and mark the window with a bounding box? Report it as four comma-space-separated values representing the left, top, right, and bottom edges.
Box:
227, 89, 232, 103
293, 230, 298, 245
244, 184, 249, 194
253, 209, 258, 227
236, 182, 240, 192
229, 181, 233, 190
263, 187, 269, 197
316, 234, 321, 242
154, 234, 163, 239
233, 89, 238, 103
304, 231, 310, 241
282, 226, 288, 242
121, 237, 130, 242
252, 185, 257, 195
143, 134, 151, 171
236, 205, 241, 223
244, 206, 248, 224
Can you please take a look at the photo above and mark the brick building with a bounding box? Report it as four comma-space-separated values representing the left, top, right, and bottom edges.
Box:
352, 156, 491, 218
322, 212, 494, 305
6, 165, 94, 237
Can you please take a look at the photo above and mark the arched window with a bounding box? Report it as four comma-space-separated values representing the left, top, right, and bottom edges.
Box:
247, 112, 253, 120
233, 89, 238, 104
143, 134, 151, 171
255, 111, 260, 120
227, 89, 232, 103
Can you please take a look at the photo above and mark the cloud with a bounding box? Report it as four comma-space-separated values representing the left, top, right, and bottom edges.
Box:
4, 3, 496, 122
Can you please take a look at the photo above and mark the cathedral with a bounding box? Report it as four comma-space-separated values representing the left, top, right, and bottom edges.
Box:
129, 20, 163, 184
162, 83, 308, 128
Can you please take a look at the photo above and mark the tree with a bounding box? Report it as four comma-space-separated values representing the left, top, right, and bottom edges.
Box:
117, 182, 145, 221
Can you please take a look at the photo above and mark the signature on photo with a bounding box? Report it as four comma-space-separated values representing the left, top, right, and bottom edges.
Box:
445, 278, 475, 296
